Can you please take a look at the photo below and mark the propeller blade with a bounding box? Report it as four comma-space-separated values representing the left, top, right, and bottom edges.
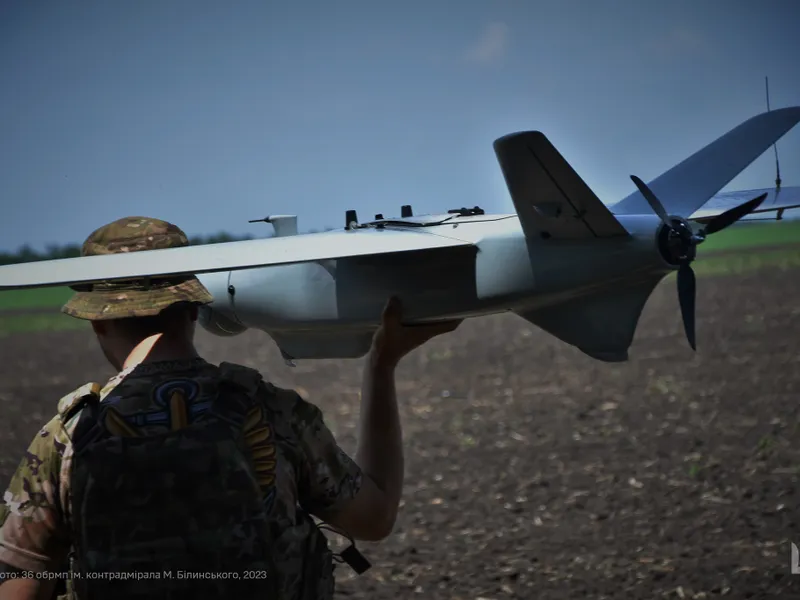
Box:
702, 193, 768, 235
630, 175, 671, 228
676, 263, 696, 351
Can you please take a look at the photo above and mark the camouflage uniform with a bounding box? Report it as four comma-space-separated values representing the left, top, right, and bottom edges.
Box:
0, 217, 364, 599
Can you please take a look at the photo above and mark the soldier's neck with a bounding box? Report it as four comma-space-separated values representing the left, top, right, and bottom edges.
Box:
121, 333, 199, 371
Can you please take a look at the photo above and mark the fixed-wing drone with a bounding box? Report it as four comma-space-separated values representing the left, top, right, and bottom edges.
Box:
2, 107, 800, 363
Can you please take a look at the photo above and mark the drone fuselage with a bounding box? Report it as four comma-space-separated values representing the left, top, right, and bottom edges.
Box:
197, 212, 674, 360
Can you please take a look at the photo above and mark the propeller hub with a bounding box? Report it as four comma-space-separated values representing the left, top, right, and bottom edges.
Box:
657, 216, 698, 266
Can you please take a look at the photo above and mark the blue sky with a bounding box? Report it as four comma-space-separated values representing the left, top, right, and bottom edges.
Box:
1, 0, 799, 252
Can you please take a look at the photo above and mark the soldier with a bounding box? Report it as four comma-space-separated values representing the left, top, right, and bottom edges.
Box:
0, 216, 460, 600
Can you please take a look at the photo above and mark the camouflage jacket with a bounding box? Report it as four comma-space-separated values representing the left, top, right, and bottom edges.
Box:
0, 358, 363, 599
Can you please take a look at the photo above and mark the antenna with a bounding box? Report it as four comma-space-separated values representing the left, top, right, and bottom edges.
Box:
765, 76, 782, 191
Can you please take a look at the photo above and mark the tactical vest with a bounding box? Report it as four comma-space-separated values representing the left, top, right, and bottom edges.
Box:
52, 362, 349, 600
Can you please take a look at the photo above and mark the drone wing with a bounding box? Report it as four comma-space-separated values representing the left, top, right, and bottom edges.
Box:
611, 107, 800, 218
690, 186, 800, 224
0, 227, 474, 290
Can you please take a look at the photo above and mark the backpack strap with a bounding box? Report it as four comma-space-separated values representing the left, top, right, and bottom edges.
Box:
57, 382, 102, 424
212, 363, 284, 599
56, 382, 105, 455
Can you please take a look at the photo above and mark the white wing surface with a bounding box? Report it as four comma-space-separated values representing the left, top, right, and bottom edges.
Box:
0, 227, 474, 290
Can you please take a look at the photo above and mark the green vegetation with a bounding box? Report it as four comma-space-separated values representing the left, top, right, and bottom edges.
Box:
0, 313, 88, 336
696, 219, 800, 252
1, 220, 798, 336
692, 246, 800, 277
686, 219, 800, 276
0, 287, 74, 311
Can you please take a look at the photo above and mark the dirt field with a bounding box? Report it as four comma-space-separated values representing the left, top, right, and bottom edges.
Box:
1, 264, 799, 599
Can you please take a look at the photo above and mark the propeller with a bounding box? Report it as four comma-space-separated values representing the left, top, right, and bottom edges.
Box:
629, 175, 767, 351
701, 194, 767, 235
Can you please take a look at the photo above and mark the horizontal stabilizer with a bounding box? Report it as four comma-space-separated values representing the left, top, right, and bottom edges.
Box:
690, 186, 800, 223
0, 228, 473, 290
493, 131, 629, 240
612, 106, 800, 217
516, 275, 666, 362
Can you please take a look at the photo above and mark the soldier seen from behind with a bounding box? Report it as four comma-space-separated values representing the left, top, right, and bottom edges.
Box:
0, 216, 461, 600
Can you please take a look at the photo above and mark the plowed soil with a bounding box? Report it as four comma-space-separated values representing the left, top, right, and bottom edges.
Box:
1, 264, 799, 599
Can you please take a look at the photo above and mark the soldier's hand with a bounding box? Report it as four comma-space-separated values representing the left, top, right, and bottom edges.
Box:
368, 296, 462, 369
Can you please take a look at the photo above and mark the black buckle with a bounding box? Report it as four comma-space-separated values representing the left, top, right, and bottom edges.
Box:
339, 544, 371, 575
317, 522, 372, 575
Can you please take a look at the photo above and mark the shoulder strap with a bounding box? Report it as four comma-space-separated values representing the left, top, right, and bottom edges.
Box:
57, 383, 106, 455
57, 382, 102, 424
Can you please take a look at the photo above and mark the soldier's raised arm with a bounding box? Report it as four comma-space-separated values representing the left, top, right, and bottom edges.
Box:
303, 297, 461, 541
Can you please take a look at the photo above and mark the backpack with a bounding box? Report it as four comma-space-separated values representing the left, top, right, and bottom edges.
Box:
55, 362, 283, 599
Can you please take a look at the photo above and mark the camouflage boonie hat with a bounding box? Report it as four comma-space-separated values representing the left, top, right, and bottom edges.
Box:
61, 216, 214, 320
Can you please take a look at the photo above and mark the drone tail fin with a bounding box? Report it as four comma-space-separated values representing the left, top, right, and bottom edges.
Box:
493, 131, 629, 240
611, 106, 800, 217
516, 274, 666, 362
